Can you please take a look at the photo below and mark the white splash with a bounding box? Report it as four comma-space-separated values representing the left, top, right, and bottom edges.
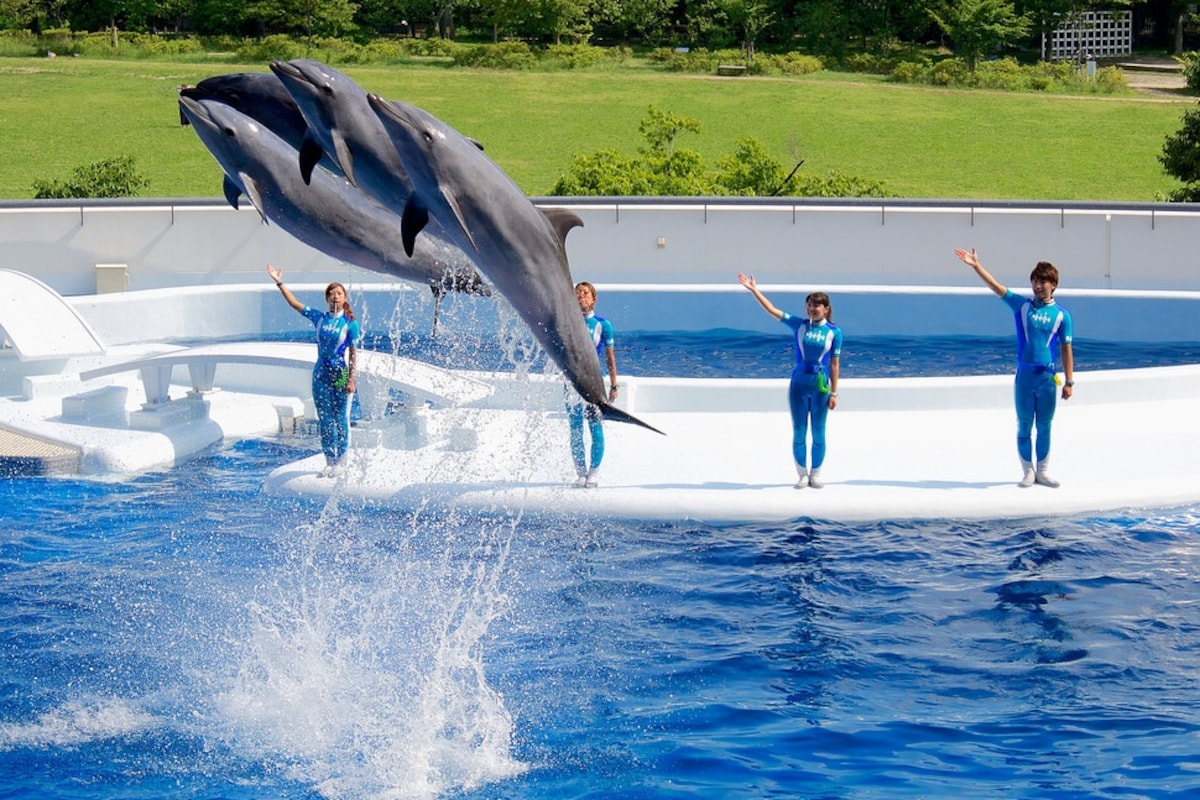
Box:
0, 697, 155, 749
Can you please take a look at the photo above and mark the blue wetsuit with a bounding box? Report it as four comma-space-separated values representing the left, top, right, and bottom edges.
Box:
1001, 290, 1072, 463
568, 312, 615, 476
302, 306, 361, 464
782, 313, 842, 470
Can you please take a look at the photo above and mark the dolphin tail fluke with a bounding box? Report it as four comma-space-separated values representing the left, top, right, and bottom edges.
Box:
599, 403, 665, 435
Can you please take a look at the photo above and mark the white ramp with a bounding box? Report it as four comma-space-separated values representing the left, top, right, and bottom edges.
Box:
0, 269, 105, 360
79, 342, 495, 407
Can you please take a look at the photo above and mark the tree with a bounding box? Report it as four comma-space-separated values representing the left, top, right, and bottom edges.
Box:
930, 0, 1032, 71
719, 0, 772, 59
1160, 106, 1200, 202
242, 0, 359, 40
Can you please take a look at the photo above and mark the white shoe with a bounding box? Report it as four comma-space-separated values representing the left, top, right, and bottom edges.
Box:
808, 469, 824, 489
794, 466, 808, 489
573, 474, 588, 488
319, 465, 335, 478
1034, 459, 1060, 488
1018, 460, 1035, 487
584, 469, 600, 488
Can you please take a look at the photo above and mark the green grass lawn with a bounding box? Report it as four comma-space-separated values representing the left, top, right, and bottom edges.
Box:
0, 57, 1191, 201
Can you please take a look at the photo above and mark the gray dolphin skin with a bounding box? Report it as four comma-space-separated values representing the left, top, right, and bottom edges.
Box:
179, 72, 343, 177
178, 95, 486, 297
268, 59, 409, 197
368, 94, 662, 434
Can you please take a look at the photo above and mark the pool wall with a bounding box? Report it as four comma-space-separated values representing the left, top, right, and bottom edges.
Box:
3, 198, 1199, 344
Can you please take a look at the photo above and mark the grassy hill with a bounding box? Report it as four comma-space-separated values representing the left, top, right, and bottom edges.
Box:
0, 57, 1191, 201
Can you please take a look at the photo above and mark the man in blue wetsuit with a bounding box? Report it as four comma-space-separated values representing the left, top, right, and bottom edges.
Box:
955, 248, 1075, 488
738, 273, 842, 489
567, 281, 619, 488
267, 264, 361, 477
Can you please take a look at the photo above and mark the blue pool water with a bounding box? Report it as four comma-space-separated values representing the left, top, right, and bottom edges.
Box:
3, 332, 1200, 799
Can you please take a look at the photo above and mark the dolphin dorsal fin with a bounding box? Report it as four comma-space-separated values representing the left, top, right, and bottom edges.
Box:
221, 175, 242, 210
541, 208, 585, 246
298, 135, 325, 186
401, 197, 429, 258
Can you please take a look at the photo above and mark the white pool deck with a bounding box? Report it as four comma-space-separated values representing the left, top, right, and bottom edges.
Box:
265, 365, 1200, 524
3, 270, 1199, 523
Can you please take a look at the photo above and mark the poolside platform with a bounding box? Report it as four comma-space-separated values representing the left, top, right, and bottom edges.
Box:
263, 364, 1200, 524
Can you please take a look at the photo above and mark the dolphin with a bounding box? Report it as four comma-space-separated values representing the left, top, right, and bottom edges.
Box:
367, 95, 662, 434
177, 95, 487, 300
179, 72, 343, 177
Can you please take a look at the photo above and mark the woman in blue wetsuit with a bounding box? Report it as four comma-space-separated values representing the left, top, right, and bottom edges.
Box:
738, 273, 841, 489
955, 248, 1075, 488
267, 264, 361, 477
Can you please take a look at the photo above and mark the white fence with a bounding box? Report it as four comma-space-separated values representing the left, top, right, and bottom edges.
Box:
1043, 10, 1132, 61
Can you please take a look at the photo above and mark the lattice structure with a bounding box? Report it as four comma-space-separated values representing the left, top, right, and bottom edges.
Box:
1042, 10, 1132, 61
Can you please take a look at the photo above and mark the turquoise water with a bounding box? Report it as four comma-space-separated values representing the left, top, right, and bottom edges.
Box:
3, 333, 1200, 798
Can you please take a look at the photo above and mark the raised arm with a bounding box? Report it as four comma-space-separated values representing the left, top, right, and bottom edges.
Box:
266, 264, 304, 312
737, 273, 784, 320
954, 248, 1007, 297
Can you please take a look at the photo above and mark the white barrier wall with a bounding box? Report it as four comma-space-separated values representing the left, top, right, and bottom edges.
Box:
5, 198, 1200, 295
5, 198, 1200, 343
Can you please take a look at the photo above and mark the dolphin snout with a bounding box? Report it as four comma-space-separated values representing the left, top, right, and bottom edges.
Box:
367, 93, 413, 129
268, 60, 303, 81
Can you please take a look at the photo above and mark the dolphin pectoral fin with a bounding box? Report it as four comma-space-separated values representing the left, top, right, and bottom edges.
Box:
400, 197, 429, 258
221, 175, 243, 210
298, 135, 325, 185
238, 174, 269, 223
541, 208, 585, 246
331, 130, 356, 186
600, 402, 665, 435
441, 187, 478, 252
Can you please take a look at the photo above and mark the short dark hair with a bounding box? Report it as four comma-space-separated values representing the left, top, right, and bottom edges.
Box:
806, 291, 832, 322
1030, 261, 1059, 286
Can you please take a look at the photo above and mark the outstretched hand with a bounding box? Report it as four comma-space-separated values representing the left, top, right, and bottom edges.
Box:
954, 248, 981, 269
737, 273, 756, 291
266, 264, 283, 283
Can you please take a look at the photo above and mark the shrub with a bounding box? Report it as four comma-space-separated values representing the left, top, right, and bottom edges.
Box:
768, 52, 824, 75
32, 156, 149, 199
890, 60, 928, 83
1176, 51, 1200, 94
235, 35, 304, 63
452, 41, 536, 70
544, 44, 611, 70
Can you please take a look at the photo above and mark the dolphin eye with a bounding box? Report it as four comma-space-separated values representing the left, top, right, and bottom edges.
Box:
222, 125, 236, 137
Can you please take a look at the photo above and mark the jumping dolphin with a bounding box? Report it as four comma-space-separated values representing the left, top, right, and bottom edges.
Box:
179, 71, 343, 177
368, 95, 663, 434
178, 95, 487, 300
